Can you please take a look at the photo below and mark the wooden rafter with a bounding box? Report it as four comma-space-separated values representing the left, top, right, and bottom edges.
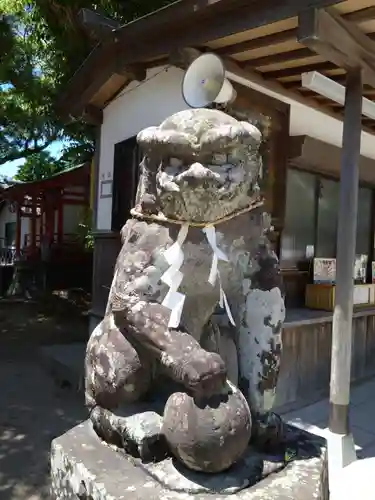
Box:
216, 7, 375, 60
225, 57, 375, 134
216, 29, 297, 57
114, 0, 342, 52
56, 0, 375, 134
262, 61, 339, 80
82, 104, 103, 125
298, 7, 375, 88
58, 0, 343, 118
243, 48, 314, 69
79, 8, 121, 41
108, 0, 344, 72
243, 32, 375, 72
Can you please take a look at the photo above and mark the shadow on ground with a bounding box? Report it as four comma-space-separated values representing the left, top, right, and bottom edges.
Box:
0, 292, 89, 500
0, 290, 89, 346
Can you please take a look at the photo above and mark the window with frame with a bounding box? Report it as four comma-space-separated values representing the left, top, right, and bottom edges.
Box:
4, 222, 16, 248
280, 169, 316, 268
280, 167, 373, 274
111, 137, 141, 232
356, 186, 372, 257
316, 178, 339, 258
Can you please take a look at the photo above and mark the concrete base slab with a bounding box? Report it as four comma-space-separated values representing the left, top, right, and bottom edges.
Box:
327, 431, 357, 487
51, 420, 328, 499
39, 343, 86, 392
330, 457, 375, 500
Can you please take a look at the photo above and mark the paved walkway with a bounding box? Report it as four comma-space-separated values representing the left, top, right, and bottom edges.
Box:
282, 377, 375, 459
0, 348, 86, 500
1, 343, 374, 499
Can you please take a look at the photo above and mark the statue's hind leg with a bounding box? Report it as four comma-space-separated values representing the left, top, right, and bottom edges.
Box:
85, 317, 164, 460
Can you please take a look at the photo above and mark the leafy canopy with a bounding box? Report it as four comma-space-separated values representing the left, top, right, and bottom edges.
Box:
0, 0, 173, 169
13, 151, 65, 182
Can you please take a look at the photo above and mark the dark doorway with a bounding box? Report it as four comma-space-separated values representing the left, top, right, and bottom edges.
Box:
5, 222, 16, 247
111, 137, 141, 232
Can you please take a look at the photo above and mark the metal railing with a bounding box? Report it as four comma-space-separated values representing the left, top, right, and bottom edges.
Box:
23, 232, 81, 247
0, 244, 16, 266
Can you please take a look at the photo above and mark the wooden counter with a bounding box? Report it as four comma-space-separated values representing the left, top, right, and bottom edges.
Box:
276, 307, 375, 413
305, 283, 375, 311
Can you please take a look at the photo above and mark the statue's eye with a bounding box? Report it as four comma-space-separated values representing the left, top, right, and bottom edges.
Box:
164, 194, 173, 202
170, 157, 183, 168
228, 148, 244, 163
211, 153, 227, 165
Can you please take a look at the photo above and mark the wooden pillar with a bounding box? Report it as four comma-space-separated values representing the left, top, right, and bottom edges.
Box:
57, 192, 63, 244
44, 194, 53, 245
267, 106, 290, 257
329, 69, 362, 475
39, 201, 43, 240
15, 203, 21, 258
92, 125, 101, 231
31, 195, 37, 254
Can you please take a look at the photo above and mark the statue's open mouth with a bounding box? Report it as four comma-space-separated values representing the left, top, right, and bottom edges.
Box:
157, 160, 246, 193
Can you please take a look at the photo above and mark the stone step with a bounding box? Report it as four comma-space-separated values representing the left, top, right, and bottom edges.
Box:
38, 343, 86, 393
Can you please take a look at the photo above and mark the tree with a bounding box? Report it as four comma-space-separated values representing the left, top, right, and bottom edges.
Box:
0, 0, 174, 167
14, 150, 65, 182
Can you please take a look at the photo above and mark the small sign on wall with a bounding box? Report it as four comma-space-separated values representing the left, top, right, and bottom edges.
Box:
354, 254, 367, 284
313, 258, 336, 284
100, 180, 113, 198
353, 285, 370, 306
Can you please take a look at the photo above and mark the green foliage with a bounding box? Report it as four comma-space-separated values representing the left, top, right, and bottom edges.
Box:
14, 150, 65, 182
0, 0, 174, 167
77, 207, 94, 250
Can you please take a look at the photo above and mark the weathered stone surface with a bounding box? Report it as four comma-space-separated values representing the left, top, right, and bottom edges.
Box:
84, 108, 286, 473
50, 421, 327, 499
118, 411, 166, 462
162, 383, 252, 473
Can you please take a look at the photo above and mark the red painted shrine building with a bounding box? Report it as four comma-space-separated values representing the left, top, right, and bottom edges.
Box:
0, 162, 92, 292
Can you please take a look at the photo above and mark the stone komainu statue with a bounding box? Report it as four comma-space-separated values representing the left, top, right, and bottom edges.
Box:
85, 108, 285, 473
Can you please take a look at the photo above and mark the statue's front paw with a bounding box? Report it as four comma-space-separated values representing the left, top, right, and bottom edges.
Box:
182, 349, 227, 397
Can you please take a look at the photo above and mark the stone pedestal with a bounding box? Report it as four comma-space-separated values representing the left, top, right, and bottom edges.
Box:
51, 420, 328, 500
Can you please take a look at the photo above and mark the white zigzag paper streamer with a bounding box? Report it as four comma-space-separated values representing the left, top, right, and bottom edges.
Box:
161, 223, 235, 329
203, 226, 235, 326
161, 224, 189, 328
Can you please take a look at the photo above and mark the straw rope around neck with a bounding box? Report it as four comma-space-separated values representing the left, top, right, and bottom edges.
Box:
130, 198, 263, 227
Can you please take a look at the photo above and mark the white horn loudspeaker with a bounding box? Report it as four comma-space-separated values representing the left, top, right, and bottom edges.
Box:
182, 53, 236, 108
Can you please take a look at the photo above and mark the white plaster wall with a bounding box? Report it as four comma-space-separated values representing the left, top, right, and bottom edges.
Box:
0, 205, 30, 248
0, 205, 16, 243
289, 104, 375, 161
97, 65, 188, 230
97, 64, 375, 229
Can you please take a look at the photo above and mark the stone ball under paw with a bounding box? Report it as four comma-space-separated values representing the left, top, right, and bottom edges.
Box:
162, 383, 252, 473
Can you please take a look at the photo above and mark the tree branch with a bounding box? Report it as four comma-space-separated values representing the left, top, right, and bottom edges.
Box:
0, 136, 57, 166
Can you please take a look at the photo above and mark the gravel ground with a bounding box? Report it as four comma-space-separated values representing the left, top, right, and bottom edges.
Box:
0, 297, 89, 500
0, 349, 86, 500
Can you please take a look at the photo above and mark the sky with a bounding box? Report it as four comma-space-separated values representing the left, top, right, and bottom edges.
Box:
1, 140, 65, 179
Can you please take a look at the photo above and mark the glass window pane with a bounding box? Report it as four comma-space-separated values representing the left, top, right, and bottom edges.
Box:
280, 169, 316, 267
316, 179, 339, 258
356, 187, 371, 257
5, 222, 16, 247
